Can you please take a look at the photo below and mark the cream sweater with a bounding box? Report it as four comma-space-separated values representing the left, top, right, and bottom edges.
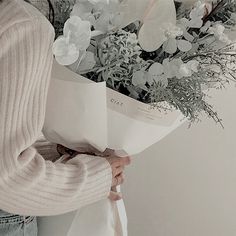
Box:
0, 0, 112, 216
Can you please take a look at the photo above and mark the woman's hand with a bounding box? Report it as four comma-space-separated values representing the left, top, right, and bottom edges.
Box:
57, 145, 131, 201
105, 155, 131, 187
105, 154, 131, 201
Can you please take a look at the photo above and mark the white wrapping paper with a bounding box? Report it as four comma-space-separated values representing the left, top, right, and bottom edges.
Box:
44, 61, 184, 155
38, 60, 184, 236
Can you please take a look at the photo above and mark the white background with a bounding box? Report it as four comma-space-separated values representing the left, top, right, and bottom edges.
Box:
123, 85, 236, 236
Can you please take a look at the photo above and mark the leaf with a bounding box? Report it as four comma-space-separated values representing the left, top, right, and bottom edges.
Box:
163, 38, 178, 54
77, 51, 96, 72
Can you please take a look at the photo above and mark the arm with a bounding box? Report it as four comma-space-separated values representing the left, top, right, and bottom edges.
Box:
0, 18, 112, 216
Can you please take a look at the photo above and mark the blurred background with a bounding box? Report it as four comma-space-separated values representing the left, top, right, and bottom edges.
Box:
123, 84, 236, 236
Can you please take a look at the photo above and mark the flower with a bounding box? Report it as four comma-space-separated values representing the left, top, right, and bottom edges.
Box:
189, 1, 206, 28
208, 24, 232, 44
147, 63, 168, 87
231, 13, 236, 22
53, 16, 92, 65
178, 18, 195, 42
162, 58, 184, 79
71, 0, 122, 33
53, 37, 80, 66
162, 23, 192, 54
132, 70, 147, 86
70, 1, 95, 24
179, 60, 199, 77
64, 16, 92, 50
179, 1, 212, 30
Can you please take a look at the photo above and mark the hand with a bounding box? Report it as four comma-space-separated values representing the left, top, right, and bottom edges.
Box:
57, 145, 132, 201
108, 187, 123, 201
105, 154, 131, 201
105, 155, 131, 187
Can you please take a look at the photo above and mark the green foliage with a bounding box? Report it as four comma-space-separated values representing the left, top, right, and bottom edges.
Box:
149, 77, 223, 126
96, 30, 149, 88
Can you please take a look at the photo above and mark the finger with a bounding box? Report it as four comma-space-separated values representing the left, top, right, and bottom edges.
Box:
117, 156, 131, 167
113, 166, 124, 177
111, 157, 130, 168
117, 174, 125, 185
108, 191, 122, 201
112, 174, 125, 187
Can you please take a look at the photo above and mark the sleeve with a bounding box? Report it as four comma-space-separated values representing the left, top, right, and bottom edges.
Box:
33, 134, 60, 162
0, 18, 112, 216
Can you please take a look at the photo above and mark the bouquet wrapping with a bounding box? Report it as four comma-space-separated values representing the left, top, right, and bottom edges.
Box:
44, 61, 184, 156
41, 60, 184, 236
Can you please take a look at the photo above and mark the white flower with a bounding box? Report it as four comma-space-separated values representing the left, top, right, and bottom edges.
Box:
163, 58, 184, 79
147, 63, 168, 88
132, 63, 169, 89
190, 2, 206, 19
179, 60, 199, 77
53, 16, 92, 65
162, 23, 192, 54
93, 0, 123, 32
132, 59, 199, 89
180, 1, 212, 30
231, 13, 236, 22
208, 24, 232, 44
132, 71, 147, 86
164, 23, 183, 39
70, 2, 95, 24
64, 16, 91, 50
72, 0, 122, 33
178, 18, 195, 42
53, 37, 80, 66
131, 70, 149, 91
163, 38, 193, 54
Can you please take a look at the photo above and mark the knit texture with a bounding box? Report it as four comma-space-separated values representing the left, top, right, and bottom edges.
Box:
0, 0, 112, 216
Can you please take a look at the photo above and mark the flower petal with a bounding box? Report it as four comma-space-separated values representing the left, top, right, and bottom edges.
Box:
179, 64, 192, 77
153, 74, 168, 88
64, 16, 92, 50
163, 38, 177, 54
187, 60, 199, 72
53, 37, 80, 66
149, 63, 164, 76
132, 71, 147, 86
177, 39, 192, 52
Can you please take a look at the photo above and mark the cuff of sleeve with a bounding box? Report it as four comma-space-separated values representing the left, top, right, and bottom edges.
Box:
69, 154, 112, 206
33, 136, 60, 161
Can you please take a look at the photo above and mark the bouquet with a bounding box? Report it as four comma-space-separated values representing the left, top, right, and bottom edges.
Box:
51, 0, 236, 126
40, 1, 236, 236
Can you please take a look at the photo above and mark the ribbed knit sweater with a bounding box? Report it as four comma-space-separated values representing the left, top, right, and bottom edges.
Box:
0, 0, 112, 216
